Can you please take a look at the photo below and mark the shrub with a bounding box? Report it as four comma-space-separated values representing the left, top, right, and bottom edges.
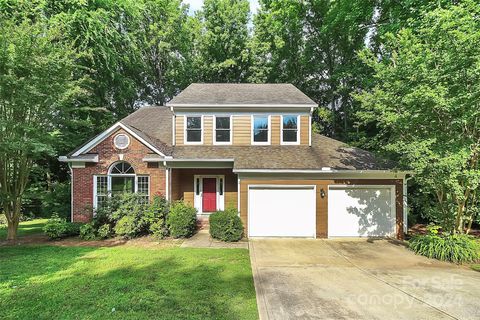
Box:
409, 225, 480, 263
167, 201, 197, 238
146, 195, 170, 239
114, 215, 140, 239
41, 182, 71, 219
97, 224, 112, 239
43, 214, 80, 239
79, 223, 97, 240
209, 208, 243, 242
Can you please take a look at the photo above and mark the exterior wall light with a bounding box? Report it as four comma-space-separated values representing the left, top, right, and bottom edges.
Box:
320, 188, 326, 198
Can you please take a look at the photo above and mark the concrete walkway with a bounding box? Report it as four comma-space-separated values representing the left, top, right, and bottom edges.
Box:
250, 238, 480, 320
180, 229, 248, 249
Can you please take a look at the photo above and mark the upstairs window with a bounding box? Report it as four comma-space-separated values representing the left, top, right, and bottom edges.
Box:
185, 116, 202, 143
215, 116, 231, 144
252, 115, 270, 144
281, 115, 299, 144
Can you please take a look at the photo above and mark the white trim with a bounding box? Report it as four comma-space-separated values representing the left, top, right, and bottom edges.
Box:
184, 115, 204, 145
247, 184, 317, 238
113, 133, 130, 149
165, 168, 170, 201
58, 155, 98, 163
327, 184, 396, 238
193, 175, 225, 214
403, 176, 413, 234
233, 168, 411, 174
71, 122, 166, 157
172, 115, 176, 146
251, 115, 271, 145
309, 114, 312, 146
213, 115, 233, 145
166, 158, 234, 162
71, 162, 86, 168
280, 115, 300, 145
168, 103, 317, 108
69, 164, 73, 222
175, 111, 310, 116
237, 177, 241, 215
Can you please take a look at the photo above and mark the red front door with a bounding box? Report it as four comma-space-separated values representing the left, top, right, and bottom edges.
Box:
202, 178, 217, 212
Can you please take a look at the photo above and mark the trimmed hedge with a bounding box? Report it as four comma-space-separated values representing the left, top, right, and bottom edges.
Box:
167, 201, 197, 238
209, 208, 243, 242
43, 214, 81, 239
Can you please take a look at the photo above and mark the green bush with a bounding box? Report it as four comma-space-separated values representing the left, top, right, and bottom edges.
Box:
209, 208, 243, 242
167, 201, 197, 238
79, 223, 97, 240
146, 195, 170, 239
43, 214, 80, 239
41, 182, 71, 219
114, 215, 141, 239
97, 224, 112, 239
409, 226, 480, 263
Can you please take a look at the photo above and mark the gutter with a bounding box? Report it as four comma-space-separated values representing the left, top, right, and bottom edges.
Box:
58, 155, 99, 163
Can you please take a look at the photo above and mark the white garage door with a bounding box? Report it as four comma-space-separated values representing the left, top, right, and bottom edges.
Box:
328, 186, 396, 237
248, 186, 316, 238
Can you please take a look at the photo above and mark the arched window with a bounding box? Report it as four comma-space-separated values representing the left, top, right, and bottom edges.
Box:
109, 162, 135, 195
94, 161, 149, 209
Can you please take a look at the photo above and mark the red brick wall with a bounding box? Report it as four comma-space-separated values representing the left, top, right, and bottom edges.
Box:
72, 128, 166, 222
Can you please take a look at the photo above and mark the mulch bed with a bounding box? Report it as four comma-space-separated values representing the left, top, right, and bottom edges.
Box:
409, 224, 480, 237
0, 234, 182, 248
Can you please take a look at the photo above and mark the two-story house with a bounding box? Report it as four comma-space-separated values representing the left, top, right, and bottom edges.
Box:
60, 83, 408, 239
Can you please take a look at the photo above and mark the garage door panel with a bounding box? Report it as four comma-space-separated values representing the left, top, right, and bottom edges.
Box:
328, 186, 395, 237
249, 186, 316, 238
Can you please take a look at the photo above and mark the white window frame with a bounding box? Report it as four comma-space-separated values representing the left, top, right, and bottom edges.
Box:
281, 115, 300, 145
193, 175, 225, 214
251, 115, 271, 145
93, 162, 150, 212
213, 115, 233, 145
184, 115, 204, 145
113, 133, 130, 149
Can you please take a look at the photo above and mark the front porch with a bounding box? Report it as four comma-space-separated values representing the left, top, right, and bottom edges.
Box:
169, 168, 238, 226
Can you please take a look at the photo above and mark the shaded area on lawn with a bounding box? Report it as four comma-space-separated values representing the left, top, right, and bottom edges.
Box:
0, 246, 258, 320
0, 219, 48, 240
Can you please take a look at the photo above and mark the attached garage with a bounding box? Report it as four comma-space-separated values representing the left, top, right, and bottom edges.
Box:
328, 185, 396, 237
248, 185, 316, 238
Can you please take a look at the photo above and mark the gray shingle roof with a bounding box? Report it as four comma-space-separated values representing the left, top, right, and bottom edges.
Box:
172, 134, 393, 170
167, 83, 317, 106
66, 105, 392, 170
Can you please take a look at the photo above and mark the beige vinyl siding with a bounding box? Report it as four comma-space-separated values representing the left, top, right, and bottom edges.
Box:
300, 115, 309, 145
271, 115, 280, 145
233, 115, 251, 145
204, 116, 213, 145
175, 115, 184, 146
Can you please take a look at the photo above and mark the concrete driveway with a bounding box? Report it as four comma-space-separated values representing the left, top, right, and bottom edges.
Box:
249, 239, 480, 320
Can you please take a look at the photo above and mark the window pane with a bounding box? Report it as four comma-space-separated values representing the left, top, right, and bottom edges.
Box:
186, 116, 201, 129
97, 196, 107, 208
216, 117, 230, 129
187, 130, 201, 142
216, 130, 230, 142
111, 176, 135, 195
283, 116, 297, 129
253, 116, 268, 130
254, 129, 268, 142
283, 130, 297, 142
137, 176, 149, 194
96, 176, 108, 195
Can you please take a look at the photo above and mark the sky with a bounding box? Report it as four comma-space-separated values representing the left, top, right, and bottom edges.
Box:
183, 0, 260, 15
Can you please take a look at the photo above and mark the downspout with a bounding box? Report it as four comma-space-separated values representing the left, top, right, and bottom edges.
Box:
68, 163, 73, 223
403, 174, 414, 235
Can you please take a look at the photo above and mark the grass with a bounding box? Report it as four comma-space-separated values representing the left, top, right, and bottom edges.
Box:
0, 245, 258, 320
0, 219, 48, 240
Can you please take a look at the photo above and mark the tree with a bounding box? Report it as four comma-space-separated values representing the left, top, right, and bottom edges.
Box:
0, 14, 83, 240
355, 1, 480, 234
250, 0, 375, 139
194, 0, 251, 82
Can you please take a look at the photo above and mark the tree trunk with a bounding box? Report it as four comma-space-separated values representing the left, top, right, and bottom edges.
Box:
7, 218, 19, 241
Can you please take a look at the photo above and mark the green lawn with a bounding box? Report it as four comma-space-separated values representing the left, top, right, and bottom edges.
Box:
0, 219, 48, 240
0, 245, 258, 320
